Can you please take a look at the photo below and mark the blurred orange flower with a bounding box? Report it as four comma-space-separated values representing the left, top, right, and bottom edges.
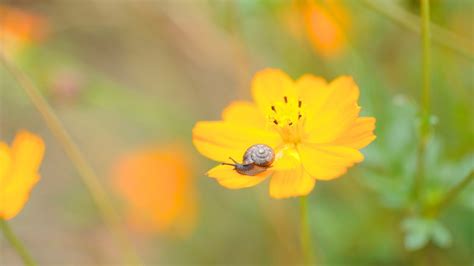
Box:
0, 130, 45, 220
193, 68, 375, 199
0, 5, 48, 56
302, 0, 349, 57
111, 145, 196, 235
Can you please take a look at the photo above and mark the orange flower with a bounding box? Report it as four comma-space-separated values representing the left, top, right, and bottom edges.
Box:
302, 0, 349, 57
111, 145, 196, 235
193, 68, 376, 199
0, 5, 48, 56
0, 130, 45, 220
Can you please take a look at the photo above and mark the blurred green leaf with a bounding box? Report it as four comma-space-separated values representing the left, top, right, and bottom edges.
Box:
361, 97, 419, 209
431, 222, 452, 248
402, 217, 452, 251
403, 218, 431, 250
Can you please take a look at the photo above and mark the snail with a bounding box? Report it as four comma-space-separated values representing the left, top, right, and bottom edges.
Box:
222, 144, 275, 176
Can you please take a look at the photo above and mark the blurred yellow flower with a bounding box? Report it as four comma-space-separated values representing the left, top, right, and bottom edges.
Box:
111, 145, 196, 235
0, 5, 48, 56
193, 68, 375, 199
302, 0, 349, 57
0, 130, 45, 220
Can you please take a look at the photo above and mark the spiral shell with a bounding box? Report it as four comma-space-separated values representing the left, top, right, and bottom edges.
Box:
243, 144, 274, 167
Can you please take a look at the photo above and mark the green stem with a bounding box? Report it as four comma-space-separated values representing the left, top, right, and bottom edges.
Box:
360, 0, 474, 61
421, 0, 431, 119
425, 171, 474, 217
0, 54, 142, 266
412, 0, 432, 203
300, 196, 314, 265
0, 219, 37, 266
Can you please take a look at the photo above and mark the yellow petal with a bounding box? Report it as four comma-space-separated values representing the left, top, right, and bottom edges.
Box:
207, 164, 269, 189
295, 74, 328, 104
304, 76, 360, 143
295, 74, 332, 116
0, 142, 12, 185
272, 145, 301, 170
11, 130, 45, 172
192, 121, 280, 163
251, 68, 296, 114
0, 173, 40, 220
269, 170, 315, 199
222, 101, 267, 128
332, 117, 376, 149
298, 143, 363, 180
268, 146, 316, 198
0, 131, 44, 220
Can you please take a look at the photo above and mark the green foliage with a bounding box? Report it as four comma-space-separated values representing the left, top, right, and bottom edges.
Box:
402, 217, 452, 250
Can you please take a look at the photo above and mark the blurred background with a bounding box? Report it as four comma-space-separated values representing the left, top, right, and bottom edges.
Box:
0, 0, 472, 265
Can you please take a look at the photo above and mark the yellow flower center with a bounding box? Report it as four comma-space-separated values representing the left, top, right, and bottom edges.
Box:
268, 96, 305, 144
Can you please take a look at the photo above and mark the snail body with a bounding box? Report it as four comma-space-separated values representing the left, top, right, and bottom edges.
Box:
223, 144, 275, 176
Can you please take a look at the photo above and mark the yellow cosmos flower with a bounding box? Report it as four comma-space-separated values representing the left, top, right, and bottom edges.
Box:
0, 130, 45, 220
302, 0, 349, 57
111, 144, 196, 235
193, 68, 376, 199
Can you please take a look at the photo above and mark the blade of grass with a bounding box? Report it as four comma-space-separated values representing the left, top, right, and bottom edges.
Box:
0, 219, 37, 266
0, 54, 142, 266
361, 0, 474, 61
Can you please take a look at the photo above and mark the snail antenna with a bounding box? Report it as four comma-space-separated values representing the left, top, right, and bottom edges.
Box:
228, 157, 239, 164
222, 157, 239, 166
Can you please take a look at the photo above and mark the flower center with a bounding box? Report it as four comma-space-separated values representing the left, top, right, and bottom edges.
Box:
268, 96, 304, 144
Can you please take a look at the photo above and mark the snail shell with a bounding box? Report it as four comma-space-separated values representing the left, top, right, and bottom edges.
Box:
243, 144, 275, 167
222, 144, 275, 176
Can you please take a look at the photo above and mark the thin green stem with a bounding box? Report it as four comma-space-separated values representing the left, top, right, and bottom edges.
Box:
0, 219, 37, 266
361, 0, 474, 61
421, 0, 432, 120
300, 196, 314, 265
425, 171, 474, 217
412, 0, 432, 203
0, 54, 142, 266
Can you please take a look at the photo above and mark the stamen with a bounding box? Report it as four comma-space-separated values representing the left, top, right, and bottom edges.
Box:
271, 106, 276, 112
273, 120, 279, 125
288, 122, 293, 126
298, 100, 302, 108
298, 113, 302, 119
283, 96, 288, 103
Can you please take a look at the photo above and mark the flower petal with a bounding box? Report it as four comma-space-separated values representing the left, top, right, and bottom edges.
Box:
192, 121, 280, 163
221, 101, 267, 128
295, 74, 328, 104
207, 164, 269, 189
332, 117, 376, 149
304, 76, 360, 143
0, 131, 44, 220
272, 145, 300, 170
269, 170, 315, 199
251, 68, 296, 114
0, 142, 12, 185
11, 130, 45, 172
268, 146, 316, 198
0, 173, 40, 220
298, 143, 364, 180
